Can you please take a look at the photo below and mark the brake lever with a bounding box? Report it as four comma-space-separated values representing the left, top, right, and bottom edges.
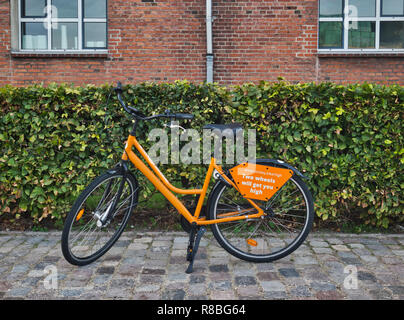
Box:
163, 122, 186, 132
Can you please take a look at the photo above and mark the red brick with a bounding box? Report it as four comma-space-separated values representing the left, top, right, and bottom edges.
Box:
0, 0, 403, 86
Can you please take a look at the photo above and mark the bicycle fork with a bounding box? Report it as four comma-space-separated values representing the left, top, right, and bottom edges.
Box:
97, 161, 130, 226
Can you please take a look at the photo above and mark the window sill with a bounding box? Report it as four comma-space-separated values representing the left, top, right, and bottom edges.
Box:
11, 51, 109, 58
317, 51, 404, 58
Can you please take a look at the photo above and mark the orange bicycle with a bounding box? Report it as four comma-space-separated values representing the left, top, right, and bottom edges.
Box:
61, 82, 314, 273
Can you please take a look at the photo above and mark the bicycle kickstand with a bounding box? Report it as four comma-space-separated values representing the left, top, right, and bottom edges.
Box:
185, 225, 206, 274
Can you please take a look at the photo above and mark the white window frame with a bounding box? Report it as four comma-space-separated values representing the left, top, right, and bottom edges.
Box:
318, 0, 404, 53
18, 0, 108, 52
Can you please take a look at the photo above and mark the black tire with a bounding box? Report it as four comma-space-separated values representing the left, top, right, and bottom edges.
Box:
208, 173, 314, 263
61, 171, 138, 266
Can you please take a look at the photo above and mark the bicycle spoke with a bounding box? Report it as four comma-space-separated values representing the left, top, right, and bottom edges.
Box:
67, 174, 137, 260
213, 176, 311, 258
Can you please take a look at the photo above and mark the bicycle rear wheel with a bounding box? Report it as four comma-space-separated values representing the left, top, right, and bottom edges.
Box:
208, 174, 314, 262
61, 171, 138, 266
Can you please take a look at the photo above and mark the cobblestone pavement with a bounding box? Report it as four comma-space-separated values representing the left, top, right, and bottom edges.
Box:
0, 231, 403, 300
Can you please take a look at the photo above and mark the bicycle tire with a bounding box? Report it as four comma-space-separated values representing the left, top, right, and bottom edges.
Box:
208, 173, 314, 263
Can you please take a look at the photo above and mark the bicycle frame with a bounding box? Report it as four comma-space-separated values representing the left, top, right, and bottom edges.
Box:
121, 134, 264, 226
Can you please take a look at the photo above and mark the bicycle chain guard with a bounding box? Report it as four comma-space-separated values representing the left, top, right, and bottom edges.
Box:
229, 162, 293, 201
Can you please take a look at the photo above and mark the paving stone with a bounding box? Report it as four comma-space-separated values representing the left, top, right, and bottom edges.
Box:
331, 245, 350, 252
110, 278, 135, 288
315, 290, 344, 300
358, 271, 377, 282
392, 250, 404, 256
312, 247, 333, 254
309, 281, 337, 291
167, 273, 188, 282
209, 264, 229, 273
257, 272, 279, 281
237, 285, 261, 297
235, 276, 257, 286
294, 256, 318, 265
309, 240, 329, 247
210, 290, 237, 300
59, 289, 84, 298
380, 256, 403, 264
190, 275, 205, 284
142, 268, 165, 275
208, 280, 232, 291
369, 288, 393, 300
261, 280, 286, 292
326, 238, 344, 245
0, 231, 402, 300
133, 292, 161, 300
187, 282, 206, 295
388, 286, 404, 295
360, 255, 378, 263
96, 266, 115, 274
161, 289, 186, 300
263, 291, 288, 299
340, 257, 363, 266
290, 285, 312, 297
93, 274, 112, 285
349, 243, 365, 249
6, 287, 32, 297
187, 295, 209, 300
278, 268, 299, 278
135, 284, 160, 293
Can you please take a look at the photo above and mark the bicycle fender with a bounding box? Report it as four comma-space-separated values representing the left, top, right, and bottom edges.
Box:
249, 159, 309, 180
107, 161, 129, 176
107, 162, 139, 203
206, 180, 224, 219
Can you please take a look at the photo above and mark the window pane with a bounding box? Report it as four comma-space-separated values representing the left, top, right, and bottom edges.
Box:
319, 0, 343, 17
84, 0, 107, 18
348, 0, 376, 17
22, 0, 46, 17
51, 0, 78, 18
52, 23, 78, 50
382, 0, 404, 16
380, 21, 404, 48
348, 21, 375, 48
21, 23, 48, 50
84, 23, 107, 48
319, 22, 343, 48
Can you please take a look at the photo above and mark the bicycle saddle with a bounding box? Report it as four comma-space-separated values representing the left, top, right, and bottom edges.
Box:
203, 123, 243, 136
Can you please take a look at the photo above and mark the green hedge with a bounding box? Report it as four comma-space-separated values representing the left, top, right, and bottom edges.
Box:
0, 81, 403, 228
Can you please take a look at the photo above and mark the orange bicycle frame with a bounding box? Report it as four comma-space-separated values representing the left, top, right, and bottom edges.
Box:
121, 135, 264, 225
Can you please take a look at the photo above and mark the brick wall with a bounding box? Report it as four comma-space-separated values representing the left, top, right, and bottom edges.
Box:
0, 0, 403, 86
0, 0, 11, 84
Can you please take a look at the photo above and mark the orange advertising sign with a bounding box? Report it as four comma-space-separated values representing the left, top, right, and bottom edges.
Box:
230, 163, 293, 201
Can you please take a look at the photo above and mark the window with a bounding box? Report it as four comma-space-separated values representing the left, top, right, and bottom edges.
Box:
319, 0, 404, 52
19, 0, 107, 51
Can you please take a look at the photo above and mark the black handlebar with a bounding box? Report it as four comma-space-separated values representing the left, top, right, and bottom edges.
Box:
114, 82, 194, 121
173, 113, 194, 120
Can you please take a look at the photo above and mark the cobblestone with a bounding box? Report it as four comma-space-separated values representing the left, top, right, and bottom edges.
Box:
0, 231, 402, 300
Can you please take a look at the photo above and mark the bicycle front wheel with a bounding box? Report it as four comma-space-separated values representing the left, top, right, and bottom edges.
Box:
208, 175, 314, 262
61, 171, 138, 266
